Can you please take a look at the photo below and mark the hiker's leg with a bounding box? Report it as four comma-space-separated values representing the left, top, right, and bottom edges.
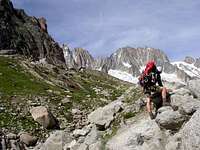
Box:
161, 87, 167, 102
162, 87, 170, 106
147, 97, 155, 119
146, 97, 152, 113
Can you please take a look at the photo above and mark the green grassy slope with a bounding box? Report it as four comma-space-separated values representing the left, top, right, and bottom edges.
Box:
0, 56, 132, 137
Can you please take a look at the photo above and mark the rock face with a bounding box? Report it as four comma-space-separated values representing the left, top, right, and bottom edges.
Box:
88, 100, 123, 130
72, 48, 95, 69
38, 130, 72, 150
155, 106, 186, 131
100, 47, 169, 76
0, 132, 32, 149
181, 109, 200, 150
106, 114, 165, 150
62, 45, 95, 69
30, 106, 59, 129
19, 132, 38, 146
94, 47, 191, 82
0, 0, 65, 65
62, 44, 77, 69
187, 79, 200, 98
173, 58, 200, 79
194, 58, 200, 68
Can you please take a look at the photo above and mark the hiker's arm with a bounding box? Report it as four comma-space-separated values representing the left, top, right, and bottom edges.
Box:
157, 74, 163, 87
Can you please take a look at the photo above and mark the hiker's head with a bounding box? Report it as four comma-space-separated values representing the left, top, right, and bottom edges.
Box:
157, 66, 162, 73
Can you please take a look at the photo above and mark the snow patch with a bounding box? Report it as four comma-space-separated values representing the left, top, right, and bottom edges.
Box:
172, 61, 200, 77
108, 69, 138, 84
122, 62, 132, 68
31, 58, 47, 65
97, 67, 102, 71
140, 66, 145, 73
161, 72, 184, 84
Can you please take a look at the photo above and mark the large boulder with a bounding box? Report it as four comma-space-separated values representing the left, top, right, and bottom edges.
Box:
38, 130, 72, 150
106, 116, 166, 150
30, 106, 59, 129
19, 132, 38, 146
171, 93, 200, 115
0, 132, 26, 150
180, 109, 200, 150
165, 133, 182, 150
88, 100, 123, 130
155, 106, 186, 131
187, 79, 200, 98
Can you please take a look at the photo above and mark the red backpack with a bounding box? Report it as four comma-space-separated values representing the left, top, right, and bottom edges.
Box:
143, 61, 156, 75
139, 61, 156, 87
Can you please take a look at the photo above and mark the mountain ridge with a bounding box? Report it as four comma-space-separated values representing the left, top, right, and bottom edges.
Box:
63, 46, 195, 83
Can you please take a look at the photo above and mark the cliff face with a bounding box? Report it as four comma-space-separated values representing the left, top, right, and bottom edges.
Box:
0, 0, 65, 65
62, 45, 95, 69
72, 48, 95, 69
104, 47, 170, 76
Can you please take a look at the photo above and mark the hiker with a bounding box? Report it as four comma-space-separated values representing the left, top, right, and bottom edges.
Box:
138, 61, 168, 119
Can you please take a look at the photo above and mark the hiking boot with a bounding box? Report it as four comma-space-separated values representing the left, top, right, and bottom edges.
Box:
171, 105, 178, 111
149, 112, 156, 120
162, 102, 170, 106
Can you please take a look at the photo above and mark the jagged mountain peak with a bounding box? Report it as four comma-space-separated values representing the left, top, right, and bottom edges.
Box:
72, 47, 94, 69
184, 56, 196, 64
62, 45, 95, 69
106, 47, 171, 77
184, 56, 200, 68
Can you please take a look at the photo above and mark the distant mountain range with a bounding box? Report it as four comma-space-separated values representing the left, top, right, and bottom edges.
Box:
62, 45, 199, 83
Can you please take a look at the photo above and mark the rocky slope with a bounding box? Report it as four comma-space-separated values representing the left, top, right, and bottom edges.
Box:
0, 0, 65, 65
29, 79, 200, 150
0, 55, 131, 149
106, 79, 200, 150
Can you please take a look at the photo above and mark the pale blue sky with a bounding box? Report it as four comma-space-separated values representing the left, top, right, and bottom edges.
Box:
11, 0, 200, 60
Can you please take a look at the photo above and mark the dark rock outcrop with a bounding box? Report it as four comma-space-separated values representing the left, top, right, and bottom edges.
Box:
181, 109, 200, 150
194, 58, 200, 68
30, 106, 59, 129
184, 56, 195, 64
0, 0, 65, 65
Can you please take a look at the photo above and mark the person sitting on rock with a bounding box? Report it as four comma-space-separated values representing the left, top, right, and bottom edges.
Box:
138, 61, 169, 119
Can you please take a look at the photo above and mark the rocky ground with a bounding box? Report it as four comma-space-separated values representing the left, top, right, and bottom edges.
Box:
106, 79, 200, 150
23, 78, 200, 150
